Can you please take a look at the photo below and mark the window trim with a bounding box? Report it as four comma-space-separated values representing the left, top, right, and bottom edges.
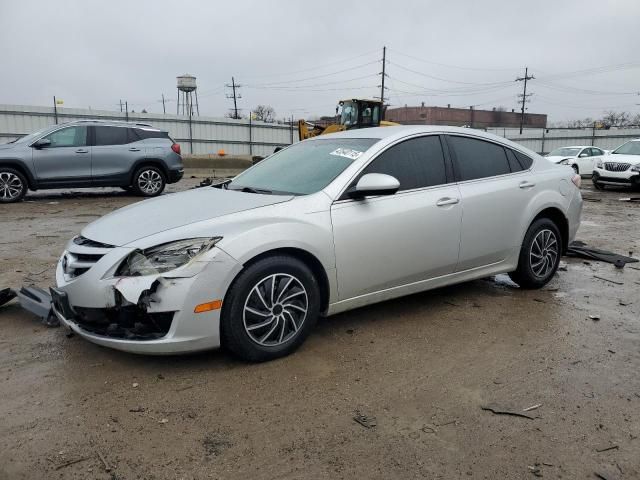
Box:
335, 133, 455, 203
443, 134, 533, 184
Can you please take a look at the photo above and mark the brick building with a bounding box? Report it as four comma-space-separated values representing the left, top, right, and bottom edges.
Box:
384, 104, 547, 129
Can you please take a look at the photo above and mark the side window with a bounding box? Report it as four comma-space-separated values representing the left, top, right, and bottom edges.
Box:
448, 136, 510, 181
505, 148, 534, 171
134, 128, 168, 140
94, 126, 130, 146
43, 126, 87, 148
591, 147, 603, 156
359, 135, 448, 191
580, 148, 591, 157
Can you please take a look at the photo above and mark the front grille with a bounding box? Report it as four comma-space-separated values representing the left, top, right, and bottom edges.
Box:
63, 236, 114, 279
604, 162, 630, 172
72, 306, 174, 340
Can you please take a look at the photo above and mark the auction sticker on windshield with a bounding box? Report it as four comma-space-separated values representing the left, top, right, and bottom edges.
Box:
330, 148, 364, 160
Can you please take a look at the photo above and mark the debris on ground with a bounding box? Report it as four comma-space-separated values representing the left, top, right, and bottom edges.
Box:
128, 406, 145, 413
527, 463, 543, 477
618, 197, 640, 202
353, 410, 377, 428
481, 404, 535, 420
589, 315, 601, 321
0, 288, 16, 308
595, 444, 619, 453
567, 241, 638, 266
97, 450, 111, 472
593, 275, 624, 286
16, 286, 59, 327
523, 404, 542, 412
54, 456, 91, 470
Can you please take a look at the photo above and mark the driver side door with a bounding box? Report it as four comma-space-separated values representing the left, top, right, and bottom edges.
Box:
32, 125, 91, 186
330, 134, 462, 301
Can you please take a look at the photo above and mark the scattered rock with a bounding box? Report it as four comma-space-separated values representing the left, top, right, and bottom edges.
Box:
353, 410, 377, 428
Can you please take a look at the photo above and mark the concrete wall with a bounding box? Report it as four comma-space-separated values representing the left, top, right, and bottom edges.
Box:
386, 105, 547, 129
487, 126, 640, 154
0, 104, 299, 156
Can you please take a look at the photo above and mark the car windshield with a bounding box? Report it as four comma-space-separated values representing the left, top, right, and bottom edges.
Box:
612, 140, 640, 155
548, 147, 580, 157
228, 138, 378, 195
340, 102, 358, 127
10, 125, 56, 144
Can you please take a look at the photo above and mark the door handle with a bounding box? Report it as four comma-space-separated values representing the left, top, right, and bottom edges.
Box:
436, 197, 460, 207
519, 181, 536, 189
75, 148, 89, 153
128, 147, 141, 152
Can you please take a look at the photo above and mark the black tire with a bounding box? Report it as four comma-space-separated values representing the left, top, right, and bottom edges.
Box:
0, 167, 28, 203
221, 255, 320, 362
120, 185, 134, 192
592, 179, 605, 190
132, 166, 166, 197
509, 218, 562, 289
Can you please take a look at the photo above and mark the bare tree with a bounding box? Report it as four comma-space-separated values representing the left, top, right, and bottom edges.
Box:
225, 111, 244, 120
253, 105, 276, 123
601, 110, 630, 127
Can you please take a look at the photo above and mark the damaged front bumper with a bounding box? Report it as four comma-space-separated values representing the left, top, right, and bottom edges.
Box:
54, 243, 241, 355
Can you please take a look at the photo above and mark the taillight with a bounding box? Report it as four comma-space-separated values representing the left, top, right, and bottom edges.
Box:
171, 143, 181, 155
571, 174, 581, 188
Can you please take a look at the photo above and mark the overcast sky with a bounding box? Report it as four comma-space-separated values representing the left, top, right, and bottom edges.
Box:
1, 0, 639, 123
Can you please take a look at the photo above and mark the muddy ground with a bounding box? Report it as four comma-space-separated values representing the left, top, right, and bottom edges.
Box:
1, 179, 639, 479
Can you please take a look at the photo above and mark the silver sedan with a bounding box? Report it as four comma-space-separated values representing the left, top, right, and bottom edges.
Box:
53, 126, 582, 361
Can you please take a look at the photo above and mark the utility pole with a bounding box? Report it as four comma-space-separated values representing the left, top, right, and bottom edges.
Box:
53, 96, 59, 125
161, 94, 166, 114
515, 67, 534, 134
119, 99, 123, 113
379, 46, 387, 104
125, 101, 129, 122
226, 77, 242, 119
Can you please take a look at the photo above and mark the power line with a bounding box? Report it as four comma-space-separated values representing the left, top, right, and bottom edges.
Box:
246, 60, 379, 87
389, 61, 514, 87
515, 67, 534, 133
225, 77, 242, 119
391, 49, 522, 72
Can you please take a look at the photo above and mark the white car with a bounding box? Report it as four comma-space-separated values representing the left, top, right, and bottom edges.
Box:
592, 139, 640, 190
545, 146, 607, 176
51, 126, 582, 361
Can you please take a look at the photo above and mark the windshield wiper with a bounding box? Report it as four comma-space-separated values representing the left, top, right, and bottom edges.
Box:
237, 186, 272, 195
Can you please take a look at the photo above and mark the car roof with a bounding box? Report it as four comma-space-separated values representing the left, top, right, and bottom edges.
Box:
63, 120, 162, 131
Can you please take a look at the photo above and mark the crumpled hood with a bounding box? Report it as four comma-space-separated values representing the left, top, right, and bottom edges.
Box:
82, 187, 293, 246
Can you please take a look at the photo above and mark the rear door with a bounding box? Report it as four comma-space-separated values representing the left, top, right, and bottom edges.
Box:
31, 125, 91, 185
90, 126, 144, 186
446, 135, 534, 271
330, 135, 462, 300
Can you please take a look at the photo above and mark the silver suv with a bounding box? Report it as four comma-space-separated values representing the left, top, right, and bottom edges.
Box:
0, 120, 184, 203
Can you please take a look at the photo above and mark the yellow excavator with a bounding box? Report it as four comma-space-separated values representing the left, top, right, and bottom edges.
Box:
298, 98, 399, 140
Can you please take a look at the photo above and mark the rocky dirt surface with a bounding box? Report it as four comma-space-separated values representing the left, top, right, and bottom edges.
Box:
1, 181, 639, 479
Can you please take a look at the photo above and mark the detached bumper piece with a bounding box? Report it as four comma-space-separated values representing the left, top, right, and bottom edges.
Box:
0, 288, 17, 308
70, 306, 175, 340
16, 286, 59, 327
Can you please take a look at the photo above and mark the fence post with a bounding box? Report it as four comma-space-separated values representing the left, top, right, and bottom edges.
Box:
248, 112, 253, 156
591, 122, 596, 146
53, 96, 58, 125
290, 116, 294, 144
541, 128, 545, 154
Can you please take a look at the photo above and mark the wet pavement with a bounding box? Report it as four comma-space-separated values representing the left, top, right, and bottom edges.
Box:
1, 180, 639, 479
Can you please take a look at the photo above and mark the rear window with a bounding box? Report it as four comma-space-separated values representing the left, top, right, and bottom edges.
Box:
94, 126, 129, 146
505, 148, 533, 171
134, 128, 169, 140
448, 135, 511, 181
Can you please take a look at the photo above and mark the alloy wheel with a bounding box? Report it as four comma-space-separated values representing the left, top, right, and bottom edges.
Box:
137, 169, 163, 195
0, 172, 24, 201
530, 229, 558, 278
242, 273, 308, 347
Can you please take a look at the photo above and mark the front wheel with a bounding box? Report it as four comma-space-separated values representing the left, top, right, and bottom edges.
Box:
133, 166, 166, 197
0, 168, 28, 203
509, 218, 562, 289
221, 255, 320, 362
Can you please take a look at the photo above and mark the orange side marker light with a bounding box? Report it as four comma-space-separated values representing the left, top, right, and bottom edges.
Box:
194, 299, 223, 313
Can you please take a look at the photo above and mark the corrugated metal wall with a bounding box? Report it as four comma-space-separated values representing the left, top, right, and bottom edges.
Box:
487, 126, 640, 154
0, 104, 298, 156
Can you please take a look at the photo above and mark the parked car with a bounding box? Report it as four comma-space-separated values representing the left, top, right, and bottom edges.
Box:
51, 126, 582, 361
0, 120, 183, 203
592, 138, 640, 190
545, 145, 606, 176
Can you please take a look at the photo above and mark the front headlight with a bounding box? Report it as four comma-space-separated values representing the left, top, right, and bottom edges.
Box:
596, 160, 604, 169
631, 165, 640, 172
117, 237, 222, 276
558, 158, 570, 165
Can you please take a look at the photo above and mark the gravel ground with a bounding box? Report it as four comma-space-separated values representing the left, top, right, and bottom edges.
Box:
0, 179, 639, 479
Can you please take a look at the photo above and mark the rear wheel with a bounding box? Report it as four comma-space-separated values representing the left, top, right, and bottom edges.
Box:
221, 255, 320, 362
132, 166, 165, 197
0, 168, 27, 203
509, 218, 562, 289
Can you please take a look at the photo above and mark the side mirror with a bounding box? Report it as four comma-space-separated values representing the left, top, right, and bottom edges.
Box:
33, 138, 51, 149
578, 152, 588, 158
348, 173, 400, 199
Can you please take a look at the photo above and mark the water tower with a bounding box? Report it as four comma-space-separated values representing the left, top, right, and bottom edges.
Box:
176, 74, 199, 116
